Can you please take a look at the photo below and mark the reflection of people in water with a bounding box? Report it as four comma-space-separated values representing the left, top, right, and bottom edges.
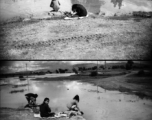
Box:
111, 0, 123, 9
50, 0, 60, 12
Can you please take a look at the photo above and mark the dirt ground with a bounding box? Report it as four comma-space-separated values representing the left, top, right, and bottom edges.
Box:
0, 15, 152, 59
0, 108, 79, 120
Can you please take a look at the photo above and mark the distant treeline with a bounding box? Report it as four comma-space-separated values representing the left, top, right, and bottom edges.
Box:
132, 11, 152, 18
72, 61, 152, 75
0, 61, 151, 78
73, 61, 151, 71
0, 68, 71, 78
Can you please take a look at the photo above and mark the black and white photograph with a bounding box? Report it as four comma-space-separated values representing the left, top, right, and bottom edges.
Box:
0, 0, 152, 59
0, 60, 152, 120
0, 0, 152, 120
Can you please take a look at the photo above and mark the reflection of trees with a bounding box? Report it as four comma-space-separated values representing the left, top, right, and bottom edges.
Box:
111, 0, 123, 9
86, 0, 104, 14
126, 60, 134, 70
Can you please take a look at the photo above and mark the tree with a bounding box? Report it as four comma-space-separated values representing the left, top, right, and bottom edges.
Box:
47, 70, 52, 74
78, 67, 82, 71
126, 60, 134, 70
56, 70, 59, 73
100, 65, 104, 69
72, 68, 78, 75
65, 69, 68, 72
92, 66, 97, 70
58, 69, 65, 73
90, 71, 98, 76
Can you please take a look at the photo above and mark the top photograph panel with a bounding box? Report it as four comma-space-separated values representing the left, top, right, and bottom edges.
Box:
0, 0, 152, 59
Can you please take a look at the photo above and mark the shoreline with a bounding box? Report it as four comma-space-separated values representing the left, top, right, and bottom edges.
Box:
1, 10, 152, 25
31, 70, 152, 99
0, 70, 152, 120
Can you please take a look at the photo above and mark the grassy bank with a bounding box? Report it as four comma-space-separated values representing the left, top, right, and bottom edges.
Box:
0, 108, 69, 120
0, 15, 152, 59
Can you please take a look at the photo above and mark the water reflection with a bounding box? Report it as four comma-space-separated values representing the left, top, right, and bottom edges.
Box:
0, 80, 152, 120
0, 0, 152, 22
70, 0, 152, 16
71, 0, 105, 13
111, 0, 123, 9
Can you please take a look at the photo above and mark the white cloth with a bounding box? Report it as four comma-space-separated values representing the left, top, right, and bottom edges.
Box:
64, 14, 89, 20
34, 113, 67, 118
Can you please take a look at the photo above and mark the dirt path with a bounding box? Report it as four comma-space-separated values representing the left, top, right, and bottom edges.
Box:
0, 17, 152, 59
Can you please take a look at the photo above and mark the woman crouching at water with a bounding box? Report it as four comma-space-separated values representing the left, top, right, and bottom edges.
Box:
66, 95, 83, 117
64, 4, 88, 19
71, 4, 87, 17
40, 98, 55, 117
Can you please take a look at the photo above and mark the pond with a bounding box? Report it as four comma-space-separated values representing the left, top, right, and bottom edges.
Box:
0, 0, 152, 22
0, 76, 152, 120
72, 0, 152, 15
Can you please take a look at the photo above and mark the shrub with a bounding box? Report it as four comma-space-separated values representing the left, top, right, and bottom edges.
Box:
90, 71, 98, 76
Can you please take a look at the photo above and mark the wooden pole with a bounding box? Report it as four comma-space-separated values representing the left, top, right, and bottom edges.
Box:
105, 60, 107, 69
26, 63, 29, 91
97, 61, 98, 93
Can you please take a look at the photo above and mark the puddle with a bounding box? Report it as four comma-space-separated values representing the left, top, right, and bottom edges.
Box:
0, 76, 152, 120
0, 0, 152, 22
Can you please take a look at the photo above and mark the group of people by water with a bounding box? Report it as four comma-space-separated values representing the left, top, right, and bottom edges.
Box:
24, 93, 83, 118
50, 0, 88, 18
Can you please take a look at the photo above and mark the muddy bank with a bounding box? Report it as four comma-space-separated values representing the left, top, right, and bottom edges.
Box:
0, 107, 72, 120
32, 70, 152, 99
0, 108, 37, 120
0, 14, 152, 59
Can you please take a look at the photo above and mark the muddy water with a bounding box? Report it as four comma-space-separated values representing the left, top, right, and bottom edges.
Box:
0, 0, 152, 22
0, 76, 152, 120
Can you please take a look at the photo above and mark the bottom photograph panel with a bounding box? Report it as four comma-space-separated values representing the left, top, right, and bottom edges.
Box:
0, 60, 152, 120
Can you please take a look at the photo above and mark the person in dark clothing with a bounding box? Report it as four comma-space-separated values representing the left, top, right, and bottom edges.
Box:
71, 4, 87, 17
40, 98, 55, 117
